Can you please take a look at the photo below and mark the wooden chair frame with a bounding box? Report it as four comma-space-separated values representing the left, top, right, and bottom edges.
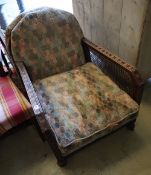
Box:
0, 29, 144, 166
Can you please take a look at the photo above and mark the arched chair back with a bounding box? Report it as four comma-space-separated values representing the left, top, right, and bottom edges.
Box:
6, 7, 85, 81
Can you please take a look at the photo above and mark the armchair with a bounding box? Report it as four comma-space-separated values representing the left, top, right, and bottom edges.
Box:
5, 7, 144, 166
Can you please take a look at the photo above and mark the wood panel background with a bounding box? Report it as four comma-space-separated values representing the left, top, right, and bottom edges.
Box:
73, 0, 149, 69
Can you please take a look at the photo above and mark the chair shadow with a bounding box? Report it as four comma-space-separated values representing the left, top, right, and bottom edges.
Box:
62, 127, 144, 173
141, 78, 151, 105
0, 125, 145, 175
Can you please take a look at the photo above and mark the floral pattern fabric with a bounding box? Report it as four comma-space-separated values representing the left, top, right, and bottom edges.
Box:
6, 8, 47, 64
34, 63, 139, 155
6, 7, 85, 82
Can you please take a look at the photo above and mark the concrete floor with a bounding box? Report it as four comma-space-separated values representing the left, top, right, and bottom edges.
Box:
0, 80, 151, 175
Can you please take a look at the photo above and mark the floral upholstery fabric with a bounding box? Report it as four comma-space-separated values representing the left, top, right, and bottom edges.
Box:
6, 7, 85, 82
34, 63, 139, 155
6, 8, 46, 65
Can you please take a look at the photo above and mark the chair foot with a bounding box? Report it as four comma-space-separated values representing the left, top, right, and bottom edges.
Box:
126, 120, 136, 131
57, 157, 67, 167
40, 133, 46, 142
32, 117, 46, 142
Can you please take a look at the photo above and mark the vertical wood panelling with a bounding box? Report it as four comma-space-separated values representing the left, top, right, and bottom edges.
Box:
73, 0, 151, 79
137, 1, 151, 79
103, 0, 123, 53
73, 0, 148, 62
73, 0, 123, 53
90, 0, 105, 46
119, 0, 148, 65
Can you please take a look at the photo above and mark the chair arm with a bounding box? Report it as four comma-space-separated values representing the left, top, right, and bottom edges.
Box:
16, 61, 50, 133
82, 38, 144, 104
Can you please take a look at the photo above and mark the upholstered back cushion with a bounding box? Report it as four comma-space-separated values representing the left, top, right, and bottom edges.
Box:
6, 7, 85, 81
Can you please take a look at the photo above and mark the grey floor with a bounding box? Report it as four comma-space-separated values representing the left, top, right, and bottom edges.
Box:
0, 79, 151, 175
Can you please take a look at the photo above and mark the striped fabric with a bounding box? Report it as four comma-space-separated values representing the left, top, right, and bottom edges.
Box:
0, 76, 32, 134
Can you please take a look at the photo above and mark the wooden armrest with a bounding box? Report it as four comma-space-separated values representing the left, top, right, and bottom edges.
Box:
16, 61, 42, 114
16, 61, 50, 133
82, 38, 144, 104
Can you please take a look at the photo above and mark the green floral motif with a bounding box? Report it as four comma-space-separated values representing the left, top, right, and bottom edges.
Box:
34, 63, 139, 155
6, 7, 85, 81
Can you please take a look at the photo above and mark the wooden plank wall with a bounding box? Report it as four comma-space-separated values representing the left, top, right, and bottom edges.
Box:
137, 1, 151, 79
73, 0, 149, 66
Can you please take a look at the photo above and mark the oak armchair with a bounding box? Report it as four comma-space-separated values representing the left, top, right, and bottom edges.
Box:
5, 7, 144, 166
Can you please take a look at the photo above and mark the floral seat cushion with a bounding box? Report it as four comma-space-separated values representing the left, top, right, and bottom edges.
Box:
34, 63, 139, 155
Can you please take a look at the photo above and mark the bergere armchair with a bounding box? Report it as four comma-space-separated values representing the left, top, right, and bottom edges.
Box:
5, 7, 144, 166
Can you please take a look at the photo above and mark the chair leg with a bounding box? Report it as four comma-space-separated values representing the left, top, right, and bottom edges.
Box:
57, 156, 67, 167
32, 117, 46, 142
46, 130, 68, 166
126, 119, 136, 131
